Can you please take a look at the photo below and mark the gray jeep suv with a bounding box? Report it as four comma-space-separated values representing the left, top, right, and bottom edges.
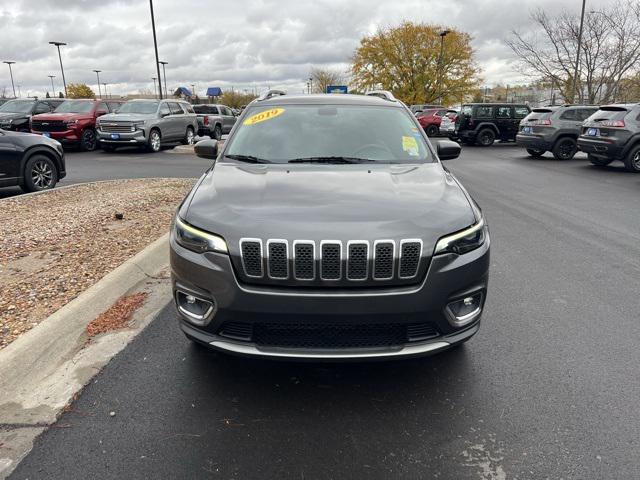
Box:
169, 91, 490, 360
97, 99, 198, 152
516, 105, 598, 160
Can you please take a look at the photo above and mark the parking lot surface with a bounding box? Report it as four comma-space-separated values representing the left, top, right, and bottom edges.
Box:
9, 145, 640, 479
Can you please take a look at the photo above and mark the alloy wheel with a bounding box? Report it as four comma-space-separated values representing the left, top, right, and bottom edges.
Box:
82, 129, 97, 151
150, 131, 161, 152
32, 160, 54, 189
186, 129, 195, 145
633, 152, 640, 170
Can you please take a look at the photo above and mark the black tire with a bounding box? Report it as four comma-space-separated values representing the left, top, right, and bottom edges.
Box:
147, 129, 161, 153
426, 124, 439, 137
213, 125, 222, 140
477, 129, 495, 146
623, 145, 640, 173
182, 126, 195, 145
21, 154, 58, 192
526, 148, 545, 158
588, 154, 613, 167
552, 137, 577, 160
80, 128, 98, 151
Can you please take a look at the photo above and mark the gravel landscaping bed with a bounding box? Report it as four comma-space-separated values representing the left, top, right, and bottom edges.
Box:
0, 178, 195, 349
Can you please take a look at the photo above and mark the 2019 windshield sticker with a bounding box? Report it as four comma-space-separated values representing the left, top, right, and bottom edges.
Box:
243, 108, 285, 126
402, 135, 419, 156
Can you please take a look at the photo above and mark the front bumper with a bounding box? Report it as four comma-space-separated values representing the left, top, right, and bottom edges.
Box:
97, 129, 147, 145
516, 134, 552, 151
577, 137, 623, 159
170, 234, 490, 360
31, 129, 80, 143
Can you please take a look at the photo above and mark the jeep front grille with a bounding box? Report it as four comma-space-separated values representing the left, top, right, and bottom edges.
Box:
238, 238, 424, 285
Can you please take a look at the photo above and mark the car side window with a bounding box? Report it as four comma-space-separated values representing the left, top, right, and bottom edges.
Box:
580, 109, 598, 121
221, 106, 231, 116
159, 103, 171, 117
34, 102, 50, 114
210, 106, 220, 115
560, 109, 577, 121
168, 102, 183, 115
496, 106, 512, 118
183, 104, 195, 114
96, 102, 108, 113
514, 107, 529, 119
475, 106, 493, 118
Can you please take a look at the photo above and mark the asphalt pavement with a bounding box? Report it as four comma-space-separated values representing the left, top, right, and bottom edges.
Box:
9, 144, 640, 479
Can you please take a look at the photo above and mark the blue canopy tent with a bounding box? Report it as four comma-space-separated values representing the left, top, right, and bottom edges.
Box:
174, 86, 193, 97
207, 87, 222, 97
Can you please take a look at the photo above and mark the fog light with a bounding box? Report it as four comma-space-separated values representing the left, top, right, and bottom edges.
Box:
175, 290, 215, 326
446, 292, 483, 328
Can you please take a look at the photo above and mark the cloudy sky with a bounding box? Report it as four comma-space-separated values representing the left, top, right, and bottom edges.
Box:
0, 0, 614, 98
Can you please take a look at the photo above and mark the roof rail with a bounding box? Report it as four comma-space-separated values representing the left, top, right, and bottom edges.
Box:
257, 89, 286, 101
365, 90, 397, 102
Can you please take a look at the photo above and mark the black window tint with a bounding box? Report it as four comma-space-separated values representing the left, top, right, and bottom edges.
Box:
560, 109, 577, 120
211, 106, 220, 115
34, 102, 51, 114
475, 106, 493, 118
168, 102, 183, 115
496, 106, 512, 118
514, 107, 529, 119
579, 108, 598, 121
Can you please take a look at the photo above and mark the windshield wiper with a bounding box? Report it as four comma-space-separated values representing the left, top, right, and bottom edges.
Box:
288, 156, 376, 164
225, 154, 272, 164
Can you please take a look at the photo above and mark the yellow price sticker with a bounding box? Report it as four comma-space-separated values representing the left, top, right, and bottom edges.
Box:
402, 135, 419, 154
243, 108, 285, 126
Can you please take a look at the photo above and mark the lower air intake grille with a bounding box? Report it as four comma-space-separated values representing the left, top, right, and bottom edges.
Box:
406, 323, 439, 341
219, 322, 253, 341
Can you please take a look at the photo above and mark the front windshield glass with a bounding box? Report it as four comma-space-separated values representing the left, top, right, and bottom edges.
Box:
0, 100, 34, 113
54, 100, 94, 113
117, 101, 159, 114
225, 104, 432, 164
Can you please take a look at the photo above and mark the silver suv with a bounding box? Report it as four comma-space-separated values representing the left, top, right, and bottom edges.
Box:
97, 99, 198, 153
516, 105, 599, 160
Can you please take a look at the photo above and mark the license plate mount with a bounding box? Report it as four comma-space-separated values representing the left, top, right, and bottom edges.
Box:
110, 133, 120, 140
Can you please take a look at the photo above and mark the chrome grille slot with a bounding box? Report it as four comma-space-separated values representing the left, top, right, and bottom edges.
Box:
399, 240, 422, 279
347, 241, 369, 280
267, 240, 288, 279
373, 241, 395, 280
293, 241, 315, 280
320, 242, 342, 280
240, 239, 263, 278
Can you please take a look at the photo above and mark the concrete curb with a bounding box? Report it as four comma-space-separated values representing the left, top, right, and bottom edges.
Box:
0, 232, 169, 424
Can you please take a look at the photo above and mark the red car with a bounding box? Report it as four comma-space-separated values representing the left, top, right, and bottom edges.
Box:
31, 99, 124, 151
416, 108, 457, 137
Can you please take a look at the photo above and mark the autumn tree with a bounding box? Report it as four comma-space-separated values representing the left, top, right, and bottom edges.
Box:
310, 67, 345, 94
219, 91, 258, 108
507, 1, 640, 104
350, 22, 482, 106
67, 83, 95, 99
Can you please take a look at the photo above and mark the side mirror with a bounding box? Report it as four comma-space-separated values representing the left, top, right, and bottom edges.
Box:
194, 139, 219, 159
160, 112, 170, 118
436, 140, 461, 161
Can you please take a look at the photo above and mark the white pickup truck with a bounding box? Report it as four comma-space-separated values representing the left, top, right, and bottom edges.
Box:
192, 104, 237, 140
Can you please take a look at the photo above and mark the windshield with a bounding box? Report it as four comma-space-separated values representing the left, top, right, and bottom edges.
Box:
117, 101, 159, 114
225, 104, 432, 164
0, 100, 34, 113
54, 100, 94, 113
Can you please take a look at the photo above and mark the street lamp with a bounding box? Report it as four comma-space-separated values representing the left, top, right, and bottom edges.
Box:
93, 70, 102, 98
191, 84, 196, 99
48, 75, 56, 97
438, 30, 451, 105
49, 41, 68, 97
149, 0, 163, 99
572, 0, 587, 103
152, 77, 158, 98
159, 61, 168, 98
3, 61, 16, 98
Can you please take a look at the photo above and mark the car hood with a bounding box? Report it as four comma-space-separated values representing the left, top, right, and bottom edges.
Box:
32, 112, 92, 121
0, 112, 28, 121
183, 162, 476, 251
99, 113, 156, 122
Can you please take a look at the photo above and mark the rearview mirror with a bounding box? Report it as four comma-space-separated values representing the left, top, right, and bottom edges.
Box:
436, 140, 461, 160
194, 139, 219, 160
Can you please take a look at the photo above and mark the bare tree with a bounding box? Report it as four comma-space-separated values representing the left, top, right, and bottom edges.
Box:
310, 67, 346, 94
507, 1, 640, 104
0, 86, 7, 98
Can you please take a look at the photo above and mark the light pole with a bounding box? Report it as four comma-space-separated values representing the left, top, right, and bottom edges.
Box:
3, 61, 16, 98
159, 61, 168, 98
438, 30, 450, 105
48, 75, 56, 97
149, 0, 163, 99
191, 84, 196, 99
572, 0, 587, 103
152, 77, 158, 98
49, 42, 68, 97
103, 83, 108, 99
93, 70, 102, 98
308, 77, 313, 94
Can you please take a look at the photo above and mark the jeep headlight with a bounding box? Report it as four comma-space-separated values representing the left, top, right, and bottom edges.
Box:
174, 216, 228, 254
434, 218, 486, 255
